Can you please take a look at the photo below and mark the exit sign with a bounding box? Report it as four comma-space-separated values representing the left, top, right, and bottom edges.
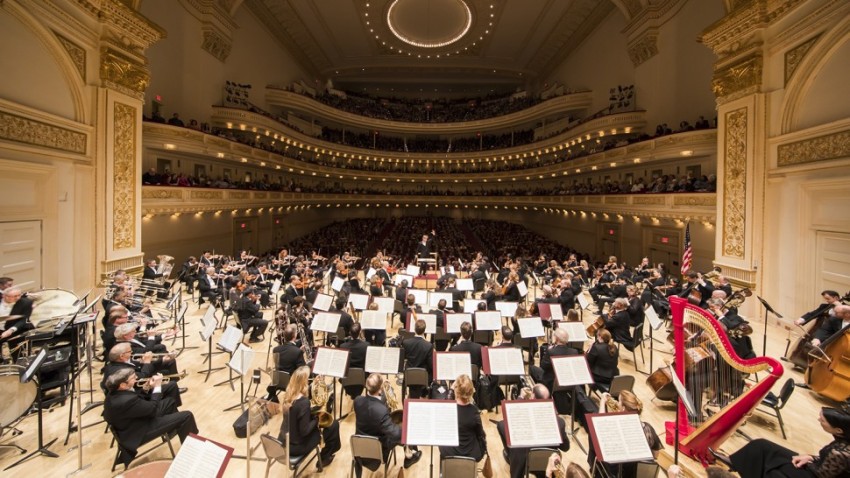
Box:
661, 237, 669, 244
608, 229, 615, 235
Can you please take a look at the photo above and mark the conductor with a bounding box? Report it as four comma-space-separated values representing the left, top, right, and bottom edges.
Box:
416, 230, 436, 269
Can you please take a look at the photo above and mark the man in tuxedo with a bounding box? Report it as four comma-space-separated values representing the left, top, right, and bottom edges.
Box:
536, 328, 581, 392
103, 368, 198, 467
266, 324, 307, 400
113, 323, 179, 376
353, 374, 421, 478
402, 319, 433, 398
604, 298, 633, 351
678, 271, 714, 309
429, 298, 451, 351
281, 276, 302, 305
330, 296, 354, 341
0, 287, 33, 360
340, 323, 369, 399
102, 343, 184, 400
415, 230, 436, 260
197, 267, 223, 305
180, 256, 198, 293
237, 288, 269, 343
451, 321, 482, 369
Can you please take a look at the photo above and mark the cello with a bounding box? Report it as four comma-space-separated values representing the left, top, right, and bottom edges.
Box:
785, 291, 849, 370
805, 304, 850, 402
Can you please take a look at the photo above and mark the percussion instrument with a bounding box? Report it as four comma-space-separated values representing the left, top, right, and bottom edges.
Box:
0, 364, 37, 428
646, 366, 677, 401
29, 289, 80, 326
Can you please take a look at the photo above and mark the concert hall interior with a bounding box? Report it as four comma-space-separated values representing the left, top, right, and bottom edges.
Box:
1, 0, 850, 477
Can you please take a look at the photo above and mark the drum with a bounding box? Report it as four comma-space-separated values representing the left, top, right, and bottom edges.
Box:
646, 366, 677, 402
29, 289, 80, 326
0, 365, 37, 428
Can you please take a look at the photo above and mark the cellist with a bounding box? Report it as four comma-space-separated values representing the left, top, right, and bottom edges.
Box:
795, 290, 842, 348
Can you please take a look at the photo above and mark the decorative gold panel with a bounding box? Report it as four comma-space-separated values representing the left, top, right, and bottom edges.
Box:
627, 31, 659, 67
55, 33, 86, 81
0, 111, 86, 154
230, 191, 249, 199
777, 129, 850, 167
633, 196, 665, 205
606, 196, 627, 204
712, 55, 762, 100
142, 188, 182, 199
100, 48, 150, 99
113, 102, 137, 250
784, 35, 819, 85
722, 108, 747, 259
190, 190, 224, 200
673, 196, 717, 207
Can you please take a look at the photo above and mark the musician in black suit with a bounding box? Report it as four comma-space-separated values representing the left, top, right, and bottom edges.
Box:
143, 259, 163, 281
537, 328, 581, 391
0, 288, 33, 350
812, 304, 850, 349
451, 321, 483, 369
197, 267, 223, 305
266, 324, 307, 401
796, 290, 842, 327
113, 323, 179, 377
439, 374, 486, 462
353, 374, 421, 477
103, 368, 198, 467
340, 323, 369, 399
331, 296, 354, 341
558, 281, 576, 313
102, 306, 132, 361
415, 229, 436, 261
179, 257, 199, 293
444, 278, 465, 312
237, 288, 269, 343
102, 343, 183, 403
679, 271, 714, 309
604, 298, 634, 351
429, 298, 451, 351
402, 319, 434, 398
586, 329, 619, 391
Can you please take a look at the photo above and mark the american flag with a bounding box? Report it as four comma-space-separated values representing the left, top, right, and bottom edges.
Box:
681, 222, 692, 275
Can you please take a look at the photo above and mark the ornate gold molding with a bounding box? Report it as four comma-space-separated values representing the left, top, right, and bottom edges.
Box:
712, 54, 762, 101
784, 35, 820, 85
722, 108, 747, 259
673, 195, 717, 206
100, 47, 150, 99
201, 27, 232, 62
55, 33, 86, 81
0, 111, 86, 154
606, 196, 628, 204
627, 30, 659, 67
113, 102, 137, 250
190, 190, 224, 200
632, 196, 665, 205
143, 188, 183, 200
777, 129, 850, 167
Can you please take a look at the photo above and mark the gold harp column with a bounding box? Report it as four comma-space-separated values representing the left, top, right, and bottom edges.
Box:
94, 2, 164, 280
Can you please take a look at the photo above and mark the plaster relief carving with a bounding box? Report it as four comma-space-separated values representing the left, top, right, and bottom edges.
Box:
777, 129, 850, 167
711, 55, 762, 100
0, 111, 86, 154
202, 28, 232, 62
100, 48, 150, 99
627, 31, 659, 67
190, 190, 224, 200
673, 196, 717, 206
142, 188, 183, 199
784, 35, 820, 85
113, 102, 137, 250
55, 33, 86, 81
722, 108, 747, 259
632, 196, 665, 205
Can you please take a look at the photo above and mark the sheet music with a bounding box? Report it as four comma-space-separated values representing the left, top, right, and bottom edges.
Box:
587, 413, 654, 464
408, 313, 437, 334
349, 293, 370, 310
312, 347, 349, 378
645, 304, 663, 330
495, 301, 519, 318
366, 267, 376, 279
394, 274, 414, 287
474, 311, 502, 331
551, 355, 594, 387
503, 400, 562, 447
217, 326, 243, 353
408, 289, 428, 305
445, 313, 472, 333
406, 264, 421, 276
331, 276, 345, 292
312, 293, 333, 311
456, 278, 474, 291
483, 347, 525, 375
227, 344, 254, 376
372, 296, 395, 314
517, 317, 545, 338
557, 322, 588, 342
435, 352, 472, 381
270, 279, 282, 295
429, 292, 453, 308
404, 400, 459, 447
365, 346, 401, 374
464, 299, 485, 313
668, 364, 696, 416
517, 281, 528, 297
165, 434, 231, 478
577, 291, 591, 309
312, 312, 342, 333
360, 310, 388, 330
548, 304, 564, 321
199, 316, 217, 342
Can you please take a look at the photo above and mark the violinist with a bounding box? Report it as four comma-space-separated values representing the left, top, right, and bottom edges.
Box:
281, 275, 303, 305
377, 261, 393, 295
347, 270, 364, 295
481, 280, 499, 310
501, 271, 521, 302
199, 250, 214, 268
198, 267, 224, 306
180, 256, 199, 293
368, 275, 383, 297
626, 285, 645, 327
604, 298, 633, 351
238, 288, 269, 343
634, 257, 652, 279
796, 291, 843, 348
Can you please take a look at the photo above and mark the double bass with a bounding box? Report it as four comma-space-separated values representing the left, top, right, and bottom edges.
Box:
805, 292, 850, 401
785, 291, 849, 370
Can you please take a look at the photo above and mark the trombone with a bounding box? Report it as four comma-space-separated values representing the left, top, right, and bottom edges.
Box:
131, 351, 177, 361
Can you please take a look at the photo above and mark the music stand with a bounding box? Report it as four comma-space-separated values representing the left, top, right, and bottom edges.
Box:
757, 296, 783, 357
5, 347, 57, 470
552, 355, 594, 453
224, 344, 255, 412
402, 399, 458, 478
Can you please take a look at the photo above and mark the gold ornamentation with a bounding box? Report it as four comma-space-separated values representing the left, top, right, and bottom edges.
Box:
0, 111, 86, 154
777, 129, 850, 167
270, 192, 282, 199
142, 188, 183, 199
722, 108, 747, 259
254, 192, 267, 199
55, 33, 86, 81
230, 191, 249, 199
100, 48, 150, 98
627, 31, 659, 67
201, 28, 232, 62
606, 196, 627, 204
673, 196, 717, 207
587, 196, 602, 204
190, 190, 224, 200
632, 196, 665, 205
113, 102, 137, 250
785, 35, 819, 85
712, 55, 762, 100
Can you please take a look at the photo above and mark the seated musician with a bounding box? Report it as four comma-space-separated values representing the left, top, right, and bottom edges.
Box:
536, 328, 581, 413
0, 287, 33, 360
278, 366, 340, 468
402, 319, 434, 399
102, 306, 133, 361
330, 296, 354, 341
439, 374, 487, 463
103, 368, 198, 467
451, 321, 483, 369
595, 275, 627, 316
363, 302, 387, 346
105, 287, 150, 326
113, 323, 178, 377
589, 390, 662, 478
0, 276, 13, 296
501, 271, 522, 302
496, 383, 570, 478
237, 287, 269, 343
353, 373, 421, 478
558, 279, 577, 314
265, 324, 307, 401
102, 343, 184, 402
626, 285, 645, 327
143, 259, 163, 281
340, 323, 368, 399
604, 298, 633, 351
586, 329, 619, 392
482, 280, 499, 310
444, 277, 464, 312
429, 298, 451, 351
197, 267, 223, 305
797, 291, 844, 348
368, 275, 383, 297
711, 406, 850, 478
180, 256, 198, 293
536, 285, 560, 328
679, 271, 714, 309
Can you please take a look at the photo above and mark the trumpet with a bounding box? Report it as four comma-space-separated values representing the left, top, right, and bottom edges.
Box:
135, 370, 188, 390
131, 351, 177, 361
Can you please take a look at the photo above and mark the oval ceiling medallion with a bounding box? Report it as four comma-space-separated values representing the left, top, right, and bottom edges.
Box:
386, 0, 473, 49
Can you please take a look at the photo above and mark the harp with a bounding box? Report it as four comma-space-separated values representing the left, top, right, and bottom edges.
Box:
664, 296, 783, 464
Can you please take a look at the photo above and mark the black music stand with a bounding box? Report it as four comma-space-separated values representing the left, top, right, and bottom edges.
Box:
5, 347, 57, 470
757, 296, 783, 357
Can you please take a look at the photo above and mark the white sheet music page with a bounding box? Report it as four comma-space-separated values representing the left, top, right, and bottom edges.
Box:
517, 281, 528, 297
366, 267, 377, 279
429, 292, 453, 308
435, 351, 472, 381
464, 299, 485, 313
270, 279, 282, 295
373, 297, 395, 314
312, 312, 342, 333
394, 274, 414, 287
403, 400, 459, 447
227, 344, 254, 376
165, 435, 230, 478
199, 316, 217, 342
495, 301, 519, 318
587, 412, 654, 464
312, 293, 333, 312
474, 311, 502, 331
645, 304, 663, 330
503, 400, 561, 447
548, 304, 564, 321
409, 289, 428, 305
445, 313, 472, 333
312, 347, 349, 378
349, 293, 370, 310
484, 347, 525, 375
217, 325, 243, 353
360, 310, 388, 330
457, 278, 474, 291
517, 317, 545, 338
551, 355, 594, 387
557, 322, 588, 342
203, 303, 217, 322
577, 291, 592, 309
408, 313, 437, 334
365, 346, 401, 374
331, 276, 346, 292
406, 264, 421, 276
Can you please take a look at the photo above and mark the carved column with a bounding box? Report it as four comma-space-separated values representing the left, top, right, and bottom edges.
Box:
95, 2, 163, 278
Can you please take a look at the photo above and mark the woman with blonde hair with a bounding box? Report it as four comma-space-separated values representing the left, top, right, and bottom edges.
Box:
277, 366, 341, 468
590, 390, 662, 477
439, 374, 487, 462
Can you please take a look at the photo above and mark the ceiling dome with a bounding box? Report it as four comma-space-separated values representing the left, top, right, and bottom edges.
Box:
386, 0, 473, 48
